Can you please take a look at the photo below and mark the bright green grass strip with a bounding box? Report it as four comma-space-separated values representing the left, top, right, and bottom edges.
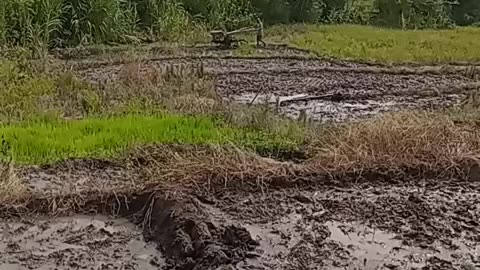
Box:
267, 24, 480, 63
0, 115, 302, 165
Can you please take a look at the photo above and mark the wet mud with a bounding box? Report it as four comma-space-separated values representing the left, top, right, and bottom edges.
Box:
0, 215, 164, 270
21, 160, 141, 195
75, 53, 479, 122
4, 160, 479, 270
206, 179, 480, 270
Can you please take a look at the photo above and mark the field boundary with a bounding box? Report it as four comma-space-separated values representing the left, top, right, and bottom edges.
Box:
2, 144, 479, 218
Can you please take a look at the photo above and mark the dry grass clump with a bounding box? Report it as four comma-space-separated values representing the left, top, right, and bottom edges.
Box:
308, 112, 480, 174
0, 163, 28, 205
125, 144, 302, 193
0, 144, 302, 217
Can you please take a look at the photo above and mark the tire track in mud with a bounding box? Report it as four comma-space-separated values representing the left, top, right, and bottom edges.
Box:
76, 56, 479, 122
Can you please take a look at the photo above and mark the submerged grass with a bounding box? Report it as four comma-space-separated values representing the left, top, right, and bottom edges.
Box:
0, 114, 304, 165
267, 24, 480, 63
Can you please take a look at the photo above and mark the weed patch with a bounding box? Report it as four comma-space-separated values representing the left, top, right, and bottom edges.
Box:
0, 60, 219, 121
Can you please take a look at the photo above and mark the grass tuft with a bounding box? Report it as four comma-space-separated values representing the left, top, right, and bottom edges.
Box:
0, 163, 26, 205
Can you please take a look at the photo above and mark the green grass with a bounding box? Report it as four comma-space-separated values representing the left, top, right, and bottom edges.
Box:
0, 114, 304, 165
267, 24, 480, 63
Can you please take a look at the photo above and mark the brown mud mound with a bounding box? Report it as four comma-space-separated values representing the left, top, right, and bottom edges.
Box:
74, 56, 479, 122
122, 194, 261, 270
0, 215, 164, 270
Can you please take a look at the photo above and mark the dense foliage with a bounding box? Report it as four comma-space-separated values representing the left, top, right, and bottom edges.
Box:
0, 0, 478, 50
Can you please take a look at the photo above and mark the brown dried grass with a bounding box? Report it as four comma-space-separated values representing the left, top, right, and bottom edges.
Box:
0, 145, 302, 217
0, 163, 28, 207
307, 112, 480, 175
125, 144, 303, 194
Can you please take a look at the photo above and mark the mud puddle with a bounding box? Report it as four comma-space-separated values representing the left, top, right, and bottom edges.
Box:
303, 95, 458, 123
233, 92, 460, 122
324, 221, 474, 269
235, 212, 476, 270
0, 215, 164, 270
219, 70, 472, 122
240, 217, 443, 270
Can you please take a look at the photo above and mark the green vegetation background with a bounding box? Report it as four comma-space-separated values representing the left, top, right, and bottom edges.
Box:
0, 0, 479, 50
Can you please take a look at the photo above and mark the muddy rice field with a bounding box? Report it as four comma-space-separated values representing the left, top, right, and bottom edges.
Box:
75, 48, 479, 122
1, 49, 480, 270
2, 160, 479, 270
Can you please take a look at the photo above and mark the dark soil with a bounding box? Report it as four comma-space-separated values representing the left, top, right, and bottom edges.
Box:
203, 179, 480, 270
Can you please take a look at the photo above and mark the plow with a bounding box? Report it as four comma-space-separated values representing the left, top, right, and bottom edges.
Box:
210, 26, 262, 49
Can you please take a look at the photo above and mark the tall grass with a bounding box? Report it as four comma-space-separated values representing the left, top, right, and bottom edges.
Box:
61, 0, 139, 46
